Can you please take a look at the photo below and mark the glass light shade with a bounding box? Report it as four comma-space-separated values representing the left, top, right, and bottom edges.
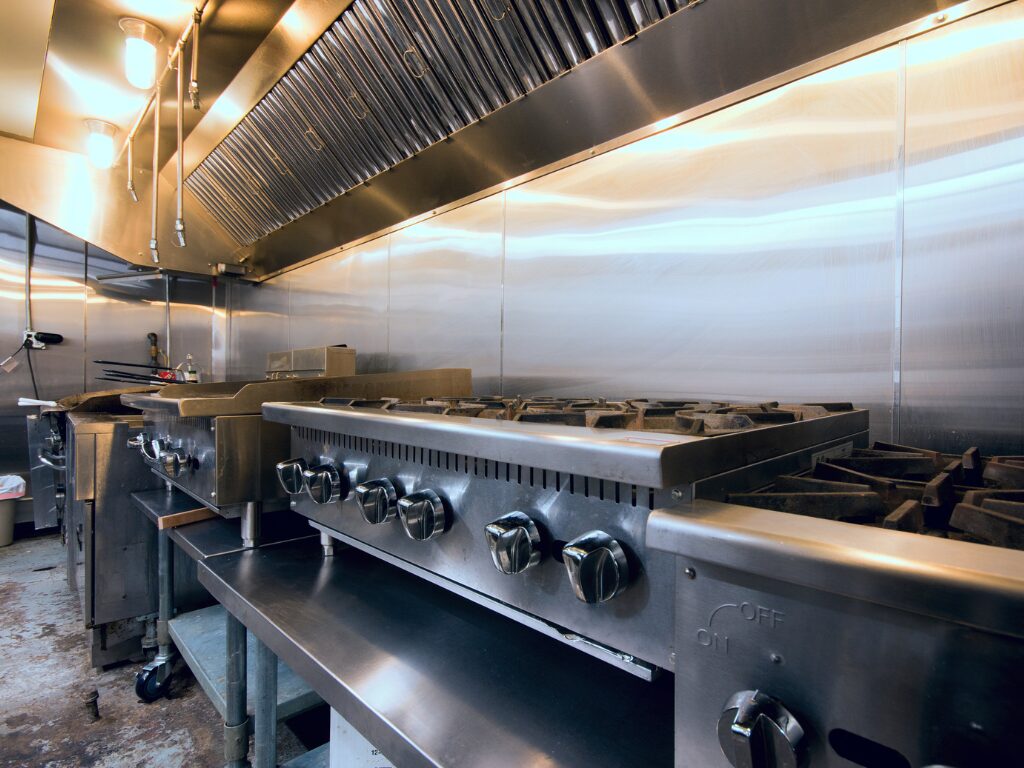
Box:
119, 18, 163, 90
85, 120, 117, 169
124, 36, 157, 90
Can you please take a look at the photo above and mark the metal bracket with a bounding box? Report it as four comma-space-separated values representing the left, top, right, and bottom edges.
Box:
223, 719, 250, 761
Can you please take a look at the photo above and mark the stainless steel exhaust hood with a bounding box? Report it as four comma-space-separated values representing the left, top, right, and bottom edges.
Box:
183, 0, 969, 278
185, 0, 681, 247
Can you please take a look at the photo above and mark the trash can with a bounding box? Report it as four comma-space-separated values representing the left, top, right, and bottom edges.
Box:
0, 475, 27, 547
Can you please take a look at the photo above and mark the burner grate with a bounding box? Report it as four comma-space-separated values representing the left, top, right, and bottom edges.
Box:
729, 443, 1024, 550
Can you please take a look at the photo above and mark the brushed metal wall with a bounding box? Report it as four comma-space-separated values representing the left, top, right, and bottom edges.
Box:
388, 197, 503, 394
226, 278, 289, 381
230, 4, 1024, 454
85, 254, 166, 390
0, 206, 221, 476
900, 1, 1024, 453
284, 237, 390, 374
502, 48, 899, 441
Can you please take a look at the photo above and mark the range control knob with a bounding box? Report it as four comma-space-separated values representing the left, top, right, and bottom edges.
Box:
717, 690, 805, 768
275, 458, 309, 495
355, 478, 398, 525
126, 431, 149, 451
141, 437, 168, 463
302, 463, 343, 505
562, 531, 630, 604
484, 512, 542, 574
398, 490, 447, 541
159, 449, 190, 478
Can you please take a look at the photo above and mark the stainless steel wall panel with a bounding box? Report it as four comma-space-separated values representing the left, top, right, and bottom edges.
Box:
901, 2, 1024, 454
27, 221, 87, 401
388, 195, 503, 393
84, 252, 167, 389
211, 278, 230, 382
0, 209, 31, 474
502, 47, 901, 440
168, 278, 215, 378
0, 208, 30, 414
227, 280, 290, 381
283, 237, 390, 374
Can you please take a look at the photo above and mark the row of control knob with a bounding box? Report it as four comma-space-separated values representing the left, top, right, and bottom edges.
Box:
277, 459, 447, 542
127, 432, 197, 478
275, 457, 631, 604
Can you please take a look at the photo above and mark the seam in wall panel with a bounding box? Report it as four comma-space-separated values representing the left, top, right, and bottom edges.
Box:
892, 39, 907, 444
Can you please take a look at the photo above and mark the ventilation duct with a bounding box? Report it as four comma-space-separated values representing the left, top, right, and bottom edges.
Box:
185, 0, 685, 246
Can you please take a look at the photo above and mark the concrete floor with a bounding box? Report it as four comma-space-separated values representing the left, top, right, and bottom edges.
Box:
0, 534, 313, 767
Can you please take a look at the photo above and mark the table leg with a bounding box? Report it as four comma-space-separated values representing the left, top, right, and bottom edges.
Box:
225, 611, 249, 768
254, 637, 278, 768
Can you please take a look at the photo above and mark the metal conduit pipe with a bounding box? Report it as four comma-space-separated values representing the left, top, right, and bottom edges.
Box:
190, 8, 202, 110
174, 50, 186, 247
23, 213, 34, 335
149, 81, 160, 264
127, 133, 138, 202
122, 0, 208, 157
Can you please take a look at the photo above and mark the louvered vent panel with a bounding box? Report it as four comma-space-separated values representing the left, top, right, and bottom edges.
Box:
186, 0, 684, 246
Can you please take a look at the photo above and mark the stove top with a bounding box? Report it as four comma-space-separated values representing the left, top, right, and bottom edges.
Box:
729, 441, 1024, 550
319, 396, 856, 436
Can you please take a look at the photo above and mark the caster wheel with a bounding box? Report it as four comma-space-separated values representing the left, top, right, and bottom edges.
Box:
135, 666, 170, 703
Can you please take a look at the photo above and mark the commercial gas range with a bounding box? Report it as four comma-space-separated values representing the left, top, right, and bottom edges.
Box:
650, 442, 1024, 768
122, 370, 472, 546
266, 396, 867, 676
267, 395, 1024, 767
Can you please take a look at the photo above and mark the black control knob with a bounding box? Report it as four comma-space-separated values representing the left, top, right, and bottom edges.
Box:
717, 690, 805, 768
398, 490, 447, 541
302, 463, 343, 505
562, 531, 630, 604
484, 512, 542, 574
275, 458, 308, 495
355, 478, 398, 525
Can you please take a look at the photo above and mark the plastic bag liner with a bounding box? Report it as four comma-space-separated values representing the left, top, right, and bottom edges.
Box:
0, 475, 26, 500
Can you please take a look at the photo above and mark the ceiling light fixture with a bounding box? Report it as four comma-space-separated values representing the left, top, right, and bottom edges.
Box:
84, 119, 117, 169
118, 17, 164, 90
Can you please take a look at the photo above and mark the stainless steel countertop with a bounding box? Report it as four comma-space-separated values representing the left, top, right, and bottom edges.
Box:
130, 489, 315, 561
264, 402, 869, 488
121, 369, 472, 416
198, 540, 673, 768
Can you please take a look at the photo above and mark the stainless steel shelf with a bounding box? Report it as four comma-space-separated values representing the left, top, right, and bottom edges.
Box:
198, 539, 673, 768
168, 604, 323, 722
131, 488, 316, 559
